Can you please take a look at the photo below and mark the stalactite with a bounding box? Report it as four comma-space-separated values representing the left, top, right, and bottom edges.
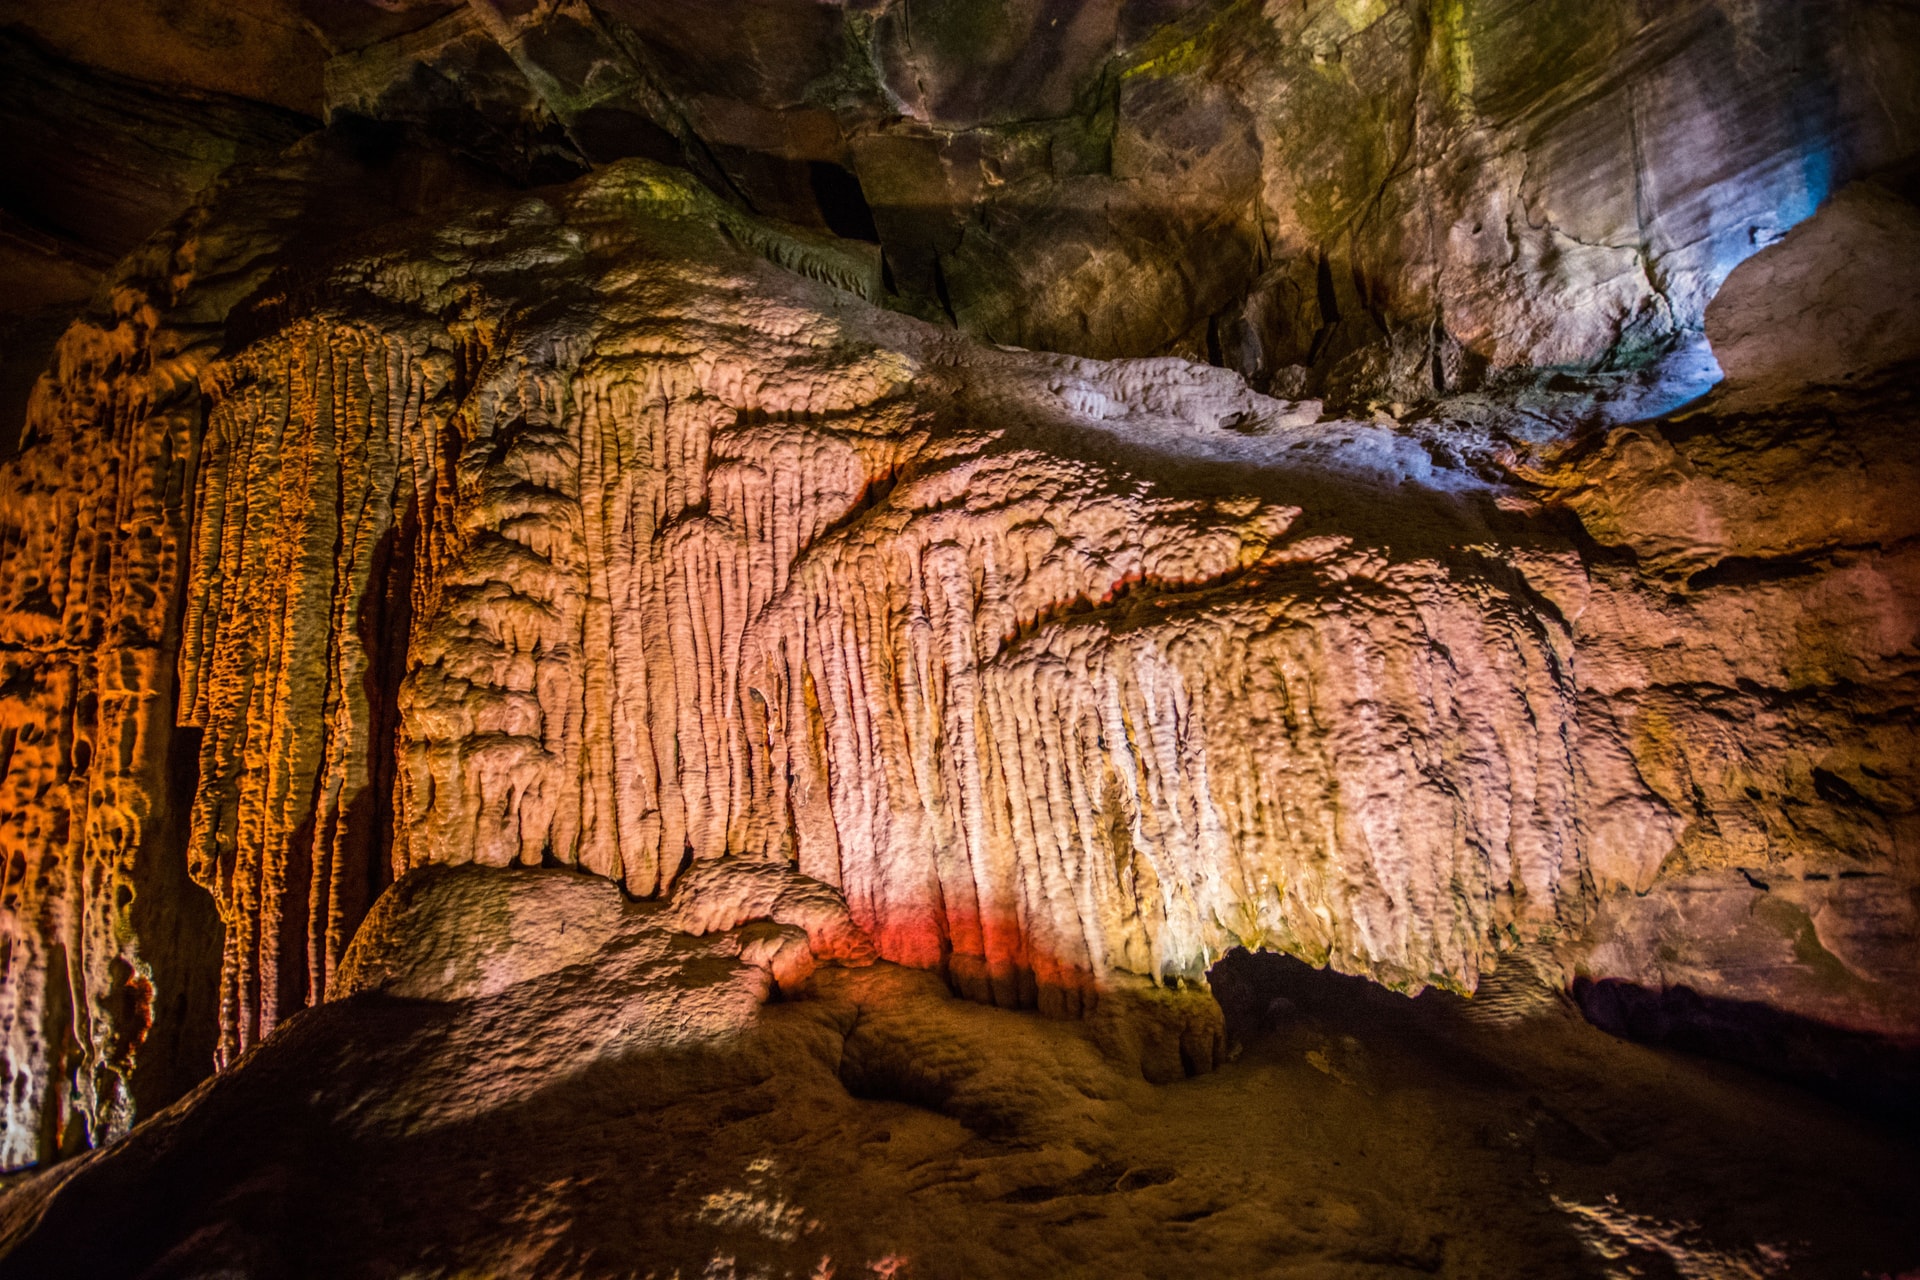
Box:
180, 320, 445, 1064
0, 284, 205, 1166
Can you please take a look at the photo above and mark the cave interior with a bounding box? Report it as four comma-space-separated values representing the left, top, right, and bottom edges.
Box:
0, 1, 1918, 1276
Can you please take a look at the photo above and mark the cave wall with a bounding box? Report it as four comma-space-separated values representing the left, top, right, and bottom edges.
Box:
317, 0, 1920, 402
4, 1, 1918, 403
0, 134, 476, 1165
0, 205, 228, 1169
0, 0, 1915, 1172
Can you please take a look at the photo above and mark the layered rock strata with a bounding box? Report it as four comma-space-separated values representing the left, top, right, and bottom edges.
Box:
300, 0, 1920, 403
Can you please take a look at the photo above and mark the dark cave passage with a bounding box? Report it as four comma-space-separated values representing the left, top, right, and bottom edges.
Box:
1208, 947, 1920, 1137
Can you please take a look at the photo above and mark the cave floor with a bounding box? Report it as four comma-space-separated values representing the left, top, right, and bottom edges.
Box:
803, 959, 1918, 1279
1, 954, 1912, 1280
1093, 960, 1918, 1279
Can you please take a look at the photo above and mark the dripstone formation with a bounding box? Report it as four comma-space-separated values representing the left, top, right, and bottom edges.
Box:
0, 2, 1916, 1276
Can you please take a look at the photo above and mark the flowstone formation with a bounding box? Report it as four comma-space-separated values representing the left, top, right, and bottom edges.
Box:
174, 156, 1591, 1068
0, 0, 1916, 1274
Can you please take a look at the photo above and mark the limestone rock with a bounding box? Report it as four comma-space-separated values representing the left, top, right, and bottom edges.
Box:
0, 133, 511, 1167
0, 30, 315, 283
1578, 872, 1920, 1043
0, 161, 312, 1167
665, 857, 880, 970
1704, 182, 1920, 402
187, 0, 1919, 403
334, 864, 632, 1002
156, 158, 1589, 1076
1535, 185, 1920, 1035
330, 857, 882, 1006
0, 0, 330, 115
0, 29, 317, 458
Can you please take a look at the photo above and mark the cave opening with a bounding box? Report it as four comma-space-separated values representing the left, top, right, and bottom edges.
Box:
808, 161, 881, 244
